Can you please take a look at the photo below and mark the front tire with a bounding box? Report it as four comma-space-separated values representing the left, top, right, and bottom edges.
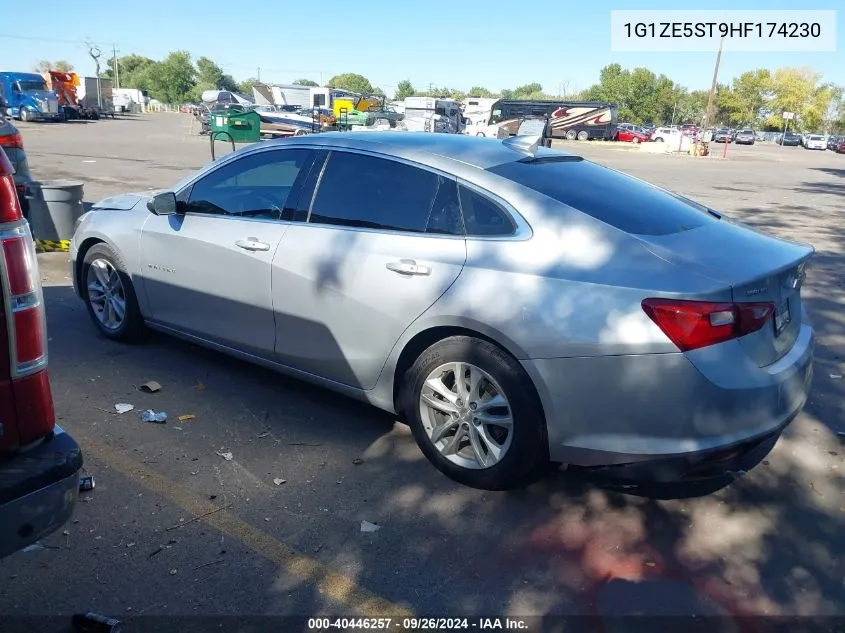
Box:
632, 137, 640, 144
565, 130, 577, 141
81, 243, 145, 342
401, 336, 548, 490
19, 108, 29, 122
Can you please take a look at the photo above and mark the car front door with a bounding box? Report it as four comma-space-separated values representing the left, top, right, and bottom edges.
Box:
271, 150, 467, 390
139, 147, 318, 357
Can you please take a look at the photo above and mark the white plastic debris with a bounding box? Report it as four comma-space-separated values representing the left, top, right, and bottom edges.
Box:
273, 478, 286, 486
141, 410, 167, 423
217, 451, 233, 461
360, 520, 381, 533
831, 373, 842, 379
114, 403, 134, 414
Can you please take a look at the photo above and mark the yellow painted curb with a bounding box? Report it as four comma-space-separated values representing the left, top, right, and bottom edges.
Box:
35, 239, 71, 253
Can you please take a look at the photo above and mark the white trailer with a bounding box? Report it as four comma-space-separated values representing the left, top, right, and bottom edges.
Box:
461, 97, 497, 125
77, 77, 114, 117
113, 88, 149, 113
403, 96, 464, 133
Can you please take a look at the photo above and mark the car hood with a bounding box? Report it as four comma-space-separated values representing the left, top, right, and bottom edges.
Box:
92, 191, 159, 211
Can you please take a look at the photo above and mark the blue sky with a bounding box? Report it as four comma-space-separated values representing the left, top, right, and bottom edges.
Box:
0, 0, 841, 96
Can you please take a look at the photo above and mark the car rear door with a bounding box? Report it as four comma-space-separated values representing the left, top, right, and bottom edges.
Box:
139, 147, 319, 358
270, 149, 467, 390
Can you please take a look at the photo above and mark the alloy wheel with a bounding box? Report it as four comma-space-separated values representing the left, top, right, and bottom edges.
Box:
86, 258, 127, 331
419, 362, 514, 470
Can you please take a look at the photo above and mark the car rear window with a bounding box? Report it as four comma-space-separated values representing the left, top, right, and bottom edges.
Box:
487, 158, 718, 236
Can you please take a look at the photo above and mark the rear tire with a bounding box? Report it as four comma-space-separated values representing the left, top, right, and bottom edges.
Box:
400, 336, 549, 490
577, 130, 589, 141
81, 243, 145, 342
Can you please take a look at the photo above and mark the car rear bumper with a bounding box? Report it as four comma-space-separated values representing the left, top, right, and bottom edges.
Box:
523, 324, 813, 478
0, 426, 83, 558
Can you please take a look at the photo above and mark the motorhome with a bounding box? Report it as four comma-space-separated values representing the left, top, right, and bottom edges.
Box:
403, 96, 465, 133
461, 97, 498, 125
485, 99, 617, 140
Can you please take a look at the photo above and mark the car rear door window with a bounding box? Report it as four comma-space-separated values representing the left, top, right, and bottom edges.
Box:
309, 151, 463, 235
186, 149, 317, 220
488, 158, 718, 236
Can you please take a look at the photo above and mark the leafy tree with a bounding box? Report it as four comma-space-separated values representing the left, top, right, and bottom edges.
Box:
34, 60, 74, 73
146, 51, 196, 104
238, 77, 259, 94
327, 73, 373, 94
762, 67, 819, 129
675, 89, 709, 126
467, 86, 495, 98
395, 79, 415, 101
718, 69, 771, 127
103, 54, 156, 90
293, 78, 319, 86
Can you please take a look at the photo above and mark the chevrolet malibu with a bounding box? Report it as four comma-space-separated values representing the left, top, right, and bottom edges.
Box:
70, 133, 814, 490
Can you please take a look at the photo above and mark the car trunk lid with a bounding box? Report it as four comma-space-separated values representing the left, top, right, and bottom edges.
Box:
638, 219, 813, 367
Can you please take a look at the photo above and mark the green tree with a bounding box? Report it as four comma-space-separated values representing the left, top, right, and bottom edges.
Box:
718, 69, 771, 127
326, 73, 373, 94
675, 89, 709, 126
467, 86, 495, 98
146, 51, 196, 104
395, 79, 415, 101
34, 60, 74, 73
293, 78, 319, 86
103, 54, 156, 90
762, 67, 820, 129
191, 56, 237, 100
238, 77, 259, 94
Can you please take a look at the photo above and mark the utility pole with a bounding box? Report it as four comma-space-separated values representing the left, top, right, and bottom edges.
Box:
113, 44, 120, 89
701, 36, 725, 133
257, 67, 261, 82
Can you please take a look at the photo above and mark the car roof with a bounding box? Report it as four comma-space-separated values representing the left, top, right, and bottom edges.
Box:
253, 131, 576, 170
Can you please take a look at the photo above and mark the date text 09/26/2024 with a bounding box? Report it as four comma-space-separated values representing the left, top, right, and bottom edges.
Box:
308, 618, 529, 631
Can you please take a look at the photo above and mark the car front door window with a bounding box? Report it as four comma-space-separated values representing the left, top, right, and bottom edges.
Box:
186, 149, 317, 220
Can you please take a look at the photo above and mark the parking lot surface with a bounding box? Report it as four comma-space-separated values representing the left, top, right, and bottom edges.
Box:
3, 114, 844, 630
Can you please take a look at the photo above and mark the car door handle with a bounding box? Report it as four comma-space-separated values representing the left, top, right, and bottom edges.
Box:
235, 238, 270, 252
386, 259, 431, 276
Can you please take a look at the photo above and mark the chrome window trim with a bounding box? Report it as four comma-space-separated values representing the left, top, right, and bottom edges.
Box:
172, 142, 532, 240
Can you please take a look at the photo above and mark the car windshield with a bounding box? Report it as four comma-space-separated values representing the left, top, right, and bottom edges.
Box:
810, 136, 823, 140
488, 157, 718, 236
740, 130, 753, 134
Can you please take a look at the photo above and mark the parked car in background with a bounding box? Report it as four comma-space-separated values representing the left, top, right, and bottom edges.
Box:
734, 129, 756, 145
71, 133, 814, 490
0, 110, 31, 217
805, 135, 826, 150
649, 127, 683, 143
712, 129, 732, 143
835, 137, 845, 154
0, 147, 83, 558
779, 132, 801, 146
826, 135, 841, 151
617, 125, 650, 143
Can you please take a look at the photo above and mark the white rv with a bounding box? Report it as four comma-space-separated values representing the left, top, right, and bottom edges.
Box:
403, 96, 464, 133
461, 97, 497, 125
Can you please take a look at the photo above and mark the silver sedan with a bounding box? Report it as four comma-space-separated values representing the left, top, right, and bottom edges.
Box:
70, 132, 814, 490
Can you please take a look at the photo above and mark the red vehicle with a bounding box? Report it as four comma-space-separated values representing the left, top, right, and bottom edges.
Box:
836, 138, 845, 154
616, 125, 650, 143
0, 147, 82, 558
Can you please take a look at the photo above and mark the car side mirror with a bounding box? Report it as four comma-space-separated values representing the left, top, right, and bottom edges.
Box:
147, 191, 179, 216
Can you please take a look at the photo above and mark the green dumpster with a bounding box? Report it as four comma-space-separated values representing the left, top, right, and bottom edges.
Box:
209, 109, 261, 143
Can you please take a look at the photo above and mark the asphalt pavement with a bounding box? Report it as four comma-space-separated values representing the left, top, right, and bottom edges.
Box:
2, 114, 844, 632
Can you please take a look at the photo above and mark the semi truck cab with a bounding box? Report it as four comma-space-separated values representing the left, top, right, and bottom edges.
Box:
0, 72, 62, 122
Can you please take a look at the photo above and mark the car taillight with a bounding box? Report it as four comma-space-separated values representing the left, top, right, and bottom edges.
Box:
0, 132, 23, 150
0, 151, 22, 223
1, 231, 46, 374
642, 299, 774, 352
